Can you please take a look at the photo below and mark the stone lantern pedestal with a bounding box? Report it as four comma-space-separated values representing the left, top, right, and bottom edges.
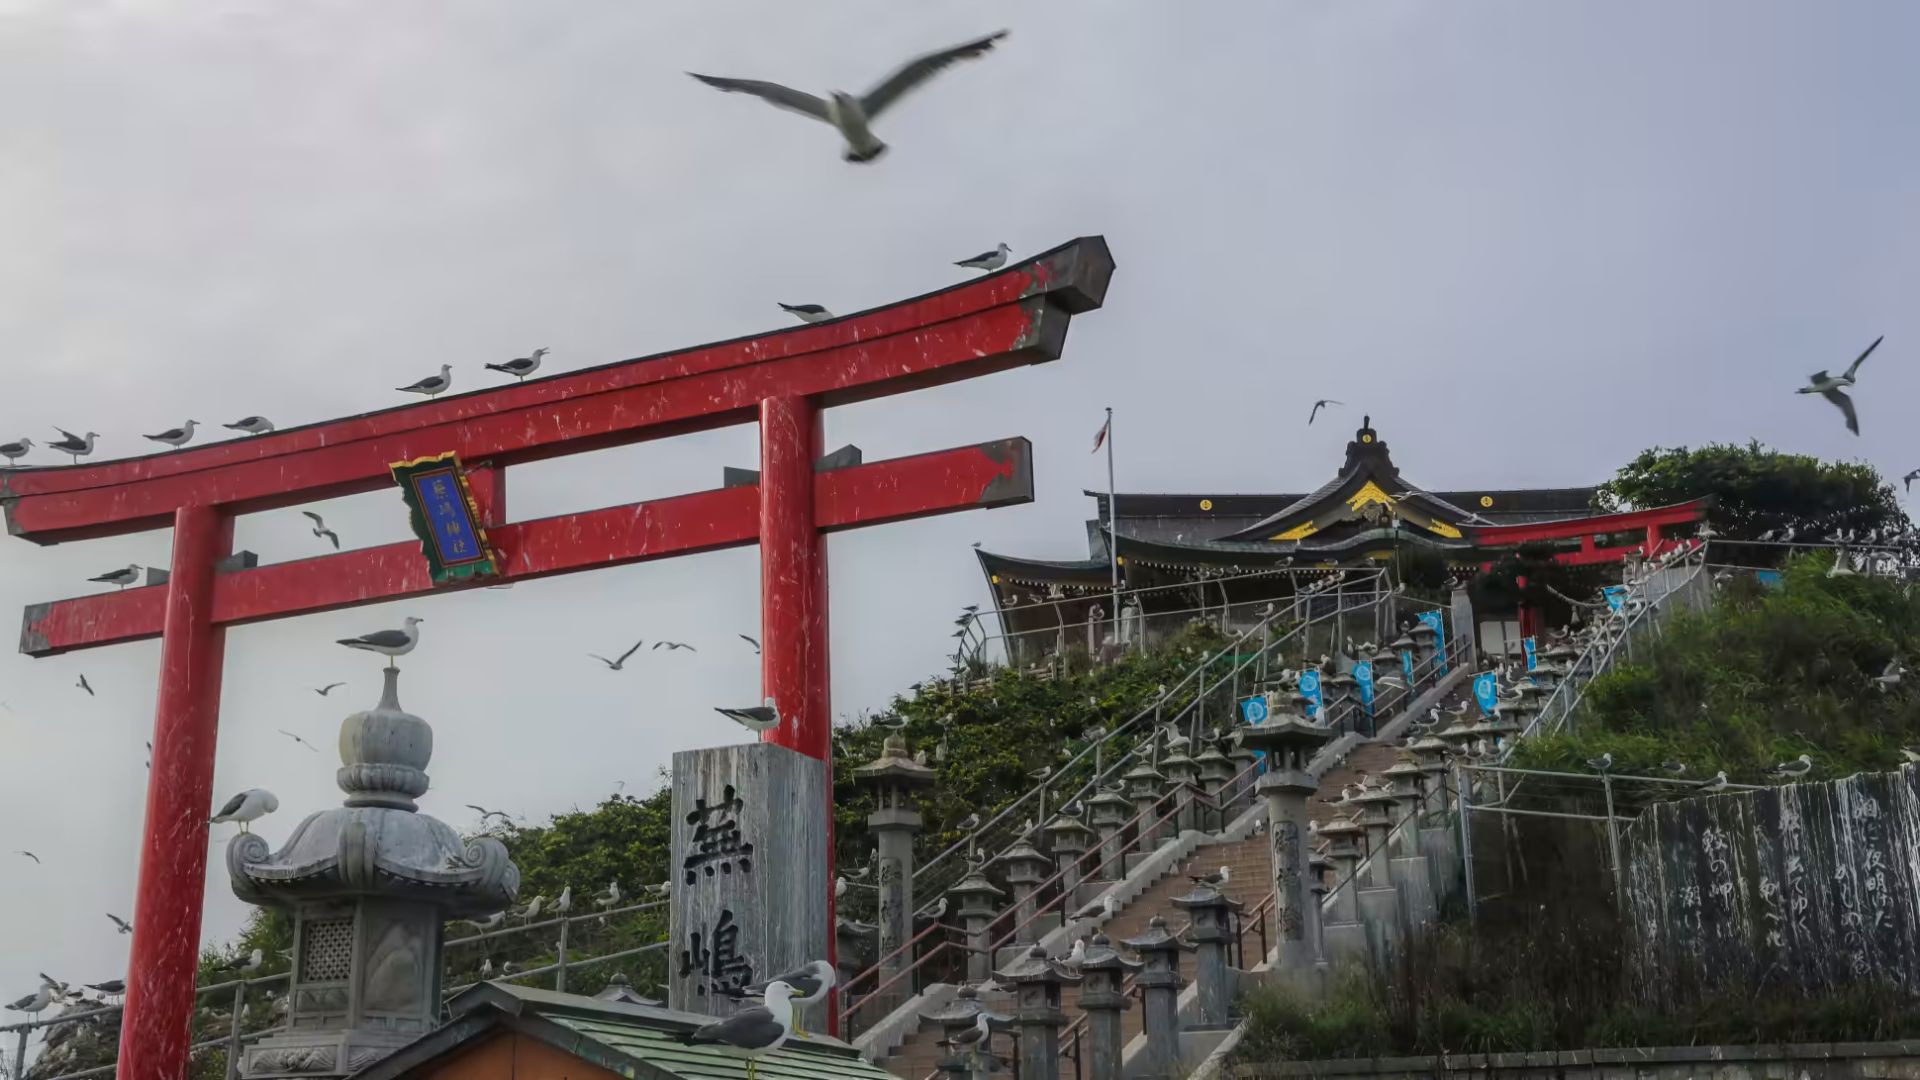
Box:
1120, 916, 1192, 1080
228, 669, 519, 1078
1315, 819, 1368, 962
1408, 622, 1439, 683
1382, 756, 1435, 926
1351, 786, 1403, 955
1159, 749, 1200, 833
1171, 885, 1243, 1027
1192, 743, 1235, 832
995, 944, 1081, 1080
992, 835, 1055, 957
947, 860, 1007, 986
1085, 786, 1132, 881
1044, 812, 1097, 907
1076, 934, 1141, 1080
1238, 715, 1332, 978
1122, 760, 1170, 866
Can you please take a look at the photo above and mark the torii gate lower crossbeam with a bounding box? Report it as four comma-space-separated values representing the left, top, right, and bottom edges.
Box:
2, 236, 1114, 1079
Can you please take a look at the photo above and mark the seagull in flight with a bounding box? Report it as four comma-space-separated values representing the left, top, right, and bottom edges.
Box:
654, 640, 697, 652
223, 416, 275, 436
486, 347, 549, 382
1796, 335, 1880, 435
590, 640, 645, 671
1307, 399, 1343, 425
690, 30, 1009, 163
142, 420, 200, 448
397, 364, 454, 398
15, 851, 40, 865
276, 729, 321, 753
1905, 468, 1920, 494
955, 242, 1011, 271
739, 634, 761, 655
301, 511, 340, 550
466, 804, 514, 825
717, 698, 780, 734
313, 682, 346, 697
76, 674, 95, 697
778, 303, 833, 324
105, 913, 132, 935
47, 428, 99, 463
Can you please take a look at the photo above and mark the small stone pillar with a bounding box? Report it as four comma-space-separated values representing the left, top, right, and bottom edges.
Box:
228, 669, 519, 1078
993, 836, 1054, 949
1323, 673, 1356, 730
1351, 785, 1403, 954
1315, 818, 1368, 961
995, 944, 1080, 1080
1193, 742, 1235, 831
1160, 748, 1200, 833
948, 860, 1007, 985
1225, 734, 1259, 809
1307, 850, 1333, 966
1120, 916, 1191, 1080
1237, 715, 1333, 978
923, 985, 1005, 1080
1382, 757, 1436, 927
853, 733, 936, 1017
1123, 759, 1170, 856
1171, 884, 1244, 1028
1086, 787, 1132, 880
1077, 933, 1141, 1080
1045, 811, 1096, 904
1408, 736, 1452, 812
1408, 621, 1439, 683
1390, 634, 1417, 688
1381, 757, 1426, 854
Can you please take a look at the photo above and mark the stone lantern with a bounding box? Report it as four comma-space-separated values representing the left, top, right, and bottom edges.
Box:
1191, 739, 1235, 832
1322, 673, 1356, 730
1076, 933, 1141, 1080
1122, 758, 1170, 854
991, 833, 1055, 951
1171, 884, 1243, 1027
852, 732, 935, 1015
1120, 916, 1191, 1080
1407, 621, 1439, 680
922, 984, 1010, 1080
1349, 784, 1403, 951
1085, 785, 1133, 880
994, 943, 1081, 1080
1307, 849, 1333, 967
1237, 714, 1331, 976
1224, 731, 1259, 809
1315, 816, 1368, 962
1043, 810, 1098, 904
228, 668, 518, 1078
946, 859, 1007, 985
1159, 746, 1200, 833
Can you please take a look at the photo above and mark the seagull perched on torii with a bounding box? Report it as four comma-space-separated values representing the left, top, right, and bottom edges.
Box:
689, 30, 1009, 164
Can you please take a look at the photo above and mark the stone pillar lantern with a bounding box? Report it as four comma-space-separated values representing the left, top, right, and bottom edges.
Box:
994, 944, 1081, 1080
1120, 916, 1191, 1080
1122, 759, 1170, 855
1407, 736, 1452, 812
1237, 715, 1332, 977
1171, 884, 1243, 1027
1408, 622, 1439, 683
228, 669, 519, 1078
852, 732, 936, 1016
923, 984, 1009, 1080
1159, 748, 1200, 834
1381, 756, 1427, 853
1371, 646, 1402, 702
1323, 673, 1356, 730
1315, 818, 1368, 961
1044, 810, 1097, 905
1307, 849, 1333, 966
1225, 733, 1259, 810
947, 859, 1007, 985
1350, 785, 1403, 952
835, 917, 877, 990
1484, 715, 1522, 758
1192, 741, 1235, 832
1077, 933, 1141, 1080
1086, 785, 1133, 881
1382, 756, 1436, 926
992, 834, 1055, 950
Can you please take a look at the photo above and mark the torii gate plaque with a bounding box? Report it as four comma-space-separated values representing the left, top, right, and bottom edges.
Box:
1, 236, 1113, 1077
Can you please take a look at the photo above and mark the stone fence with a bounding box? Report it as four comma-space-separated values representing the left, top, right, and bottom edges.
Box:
1228, 1041, 1920, 1079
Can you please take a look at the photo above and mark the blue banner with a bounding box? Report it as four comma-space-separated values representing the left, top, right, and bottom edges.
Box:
1756, 570, 1783, 589
1473, 672, 1500, 716
1239, 694, 1269, 725
1603, 585, 1627, 613
1417, 611, 1447, 673
1523, 636, 1538, 672
1297, 669, 1324, 723
1352, 660, 1375, 715
1401, 648, 1415, 688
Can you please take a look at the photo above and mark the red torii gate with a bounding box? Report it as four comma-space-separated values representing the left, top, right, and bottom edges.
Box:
2, 236, 1114, 1078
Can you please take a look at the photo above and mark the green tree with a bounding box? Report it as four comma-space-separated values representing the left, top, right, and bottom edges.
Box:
1593, 441, 1908, 541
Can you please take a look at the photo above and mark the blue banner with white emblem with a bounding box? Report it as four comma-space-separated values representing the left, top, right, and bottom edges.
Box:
1239, 694, 1269, 725
1417, 610, 1447, 673
1473, 671, 1500, 716
1352, 660, 1375, 715
1523, 636, 1538, 672
1603, 585, 1627, 613
1297, 669, 1324, 723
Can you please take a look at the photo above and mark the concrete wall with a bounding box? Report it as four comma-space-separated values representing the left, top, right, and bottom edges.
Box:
1229, 1042, 1920, 1078
1622, 764, 1920, 1005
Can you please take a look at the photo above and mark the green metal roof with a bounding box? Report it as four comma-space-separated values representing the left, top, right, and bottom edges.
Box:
348, 981, 900, 1080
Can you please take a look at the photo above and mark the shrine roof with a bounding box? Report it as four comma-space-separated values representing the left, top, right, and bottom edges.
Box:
351, 982, 896, 1079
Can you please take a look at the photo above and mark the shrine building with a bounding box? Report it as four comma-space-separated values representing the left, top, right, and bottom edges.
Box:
975, 418, 1708, 661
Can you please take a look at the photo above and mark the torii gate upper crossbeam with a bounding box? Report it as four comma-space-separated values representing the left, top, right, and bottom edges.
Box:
0, 236, 1114, 1080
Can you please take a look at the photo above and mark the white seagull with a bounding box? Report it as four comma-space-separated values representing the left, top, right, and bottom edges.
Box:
89, 564, 143, 590
716, 698, 780, 734
1189, 865, 1230, 888
0, 437, 32, 464
486, 347, 548, 382
4, 985, 56, 1016
1872, 659, 1903, 693
397, 364, 454, 398
690, 30, 1009, 164
778, 303, 833, 324
679, 981, 803, 1078
739, 960, 837, 1038
1796, 335, 1880, 435
209, 789, 279, 833
143, 420, 199, 448
301, 511, 340, 550
223, 416, 275, 436
955, 242, 1011, 271
337, 616, 423, 668
47, 428, 99, 463
594, 881, 621, 909
1767, 754, 1813, 781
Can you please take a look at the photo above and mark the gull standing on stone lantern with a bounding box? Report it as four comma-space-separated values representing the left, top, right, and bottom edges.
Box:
337, 616, 423, 668
209, 789, 278, 833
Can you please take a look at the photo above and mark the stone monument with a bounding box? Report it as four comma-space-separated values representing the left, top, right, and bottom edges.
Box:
227, 668, 519, 1078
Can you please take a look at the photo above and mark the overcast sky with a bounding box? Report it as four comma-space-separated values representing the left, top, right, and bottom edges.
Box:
2, 0, 1917, 1015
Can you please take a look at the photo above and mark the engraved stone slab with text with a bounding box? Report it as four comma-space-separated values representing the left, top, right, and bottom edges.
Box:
669, 741, 830, 1022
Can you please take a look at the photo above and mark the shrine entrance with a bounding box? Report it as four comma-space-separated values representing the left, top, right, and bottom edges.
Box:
1, 236, 1114, 1079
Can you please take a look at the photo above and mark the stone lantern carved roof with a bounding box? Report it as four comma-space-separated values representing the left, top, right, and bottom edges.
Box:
228, 668, 518, 918
852, 733, 936, 787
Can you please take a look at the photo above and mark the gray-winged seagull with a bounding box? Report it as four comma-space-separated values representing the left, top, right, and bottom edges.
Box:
486, 347, 548, 382
337, 616, 423, 667
209, 789, 278, 833
301, 511, 340, 550
955, 242, 1010, 271
223, 416, 275, 435
678, 980, 803, 1077
397, 365, 454, 398
778, 303, 833, 324
0, 437, 31, 464
690, 30, 1009, 163
735, 959, 836, 1038
90, 564, 143, 590
590, 640, 644, 670
143, 420, 199, 447
717, 698, 780, 734
47, 428, 99, 463
1796, 335, 1881, 435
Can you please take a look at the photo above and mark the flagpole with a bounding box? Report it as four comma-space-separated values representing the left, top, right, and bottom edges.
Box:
1105, 406, 1120, 637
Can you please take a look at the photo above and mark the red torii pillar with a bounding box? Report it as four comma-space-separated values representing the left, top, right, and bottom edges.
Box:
1, 237, 1114, 1078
